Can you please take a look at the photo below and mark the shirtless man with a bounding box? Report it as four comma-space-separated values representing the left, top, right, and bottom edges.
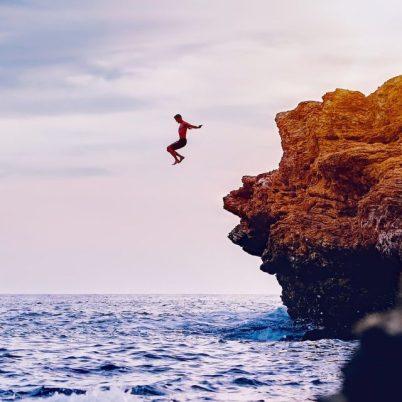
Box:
167, 114, 202, 165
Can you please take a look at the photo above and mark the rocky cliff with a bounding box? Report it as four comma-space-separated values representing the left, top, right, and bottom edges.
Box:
224, 76, 402, 337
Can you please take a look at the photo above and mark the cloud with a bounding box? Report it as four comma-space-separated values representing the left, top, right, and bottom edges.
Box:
0, 163, 111, 179
0, 1, 174, 116
0, 90, 146, 117
2, 0, 401, 119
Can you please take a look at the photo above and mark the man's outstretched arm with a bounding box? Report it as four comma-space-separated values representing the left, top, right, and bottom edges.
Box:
187, 123, 203, 129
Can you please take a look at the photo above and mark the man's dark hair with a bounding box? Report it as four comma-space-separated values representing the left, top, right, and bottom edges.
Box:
174, 114, 182, 119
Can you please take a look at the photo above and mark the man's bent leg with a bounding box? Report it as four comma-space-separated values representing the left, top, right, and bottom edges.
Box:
167, 145, 180, 164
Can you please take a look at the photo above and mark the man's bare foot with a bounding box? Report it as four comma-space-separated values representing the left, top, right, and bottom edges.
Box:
178, 156, 185, 163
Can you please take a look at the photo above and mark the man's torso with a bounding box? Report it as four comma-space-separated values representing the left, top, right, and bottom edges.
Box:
178, 121, 189, 138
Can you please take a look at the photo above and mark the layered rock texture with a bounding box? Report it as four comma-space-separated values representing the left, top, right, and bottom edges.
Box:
224, 76, 402, 336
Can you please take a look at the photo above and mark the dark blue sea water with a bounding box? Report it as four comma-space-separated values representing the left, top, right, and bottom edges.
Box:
0, 295, 355, 401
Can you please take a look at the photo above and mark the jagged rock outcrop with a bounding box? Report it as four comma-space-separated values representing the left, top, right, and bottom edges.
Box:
224, 76, 402, 336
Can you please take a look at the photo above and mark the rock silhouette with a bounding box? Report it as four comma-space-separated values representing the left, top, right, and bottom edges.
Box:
319, 303, 402, 401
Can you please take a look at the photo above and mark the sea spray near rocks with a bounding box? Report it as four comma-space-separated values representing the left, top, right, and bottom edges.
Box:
224, 76, 402, 336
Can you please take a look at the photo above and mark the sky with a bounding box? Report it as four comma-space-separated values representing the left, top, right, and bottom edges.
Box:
1, 0, 401, 294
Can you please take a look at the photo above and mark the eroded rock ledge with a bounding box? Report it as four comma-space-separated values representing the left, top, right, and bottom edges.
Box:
224, 76, 402, 337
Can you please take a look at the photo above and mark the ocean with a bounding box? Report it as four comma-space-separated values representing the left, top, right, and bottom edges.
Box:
0, 295, 356, 401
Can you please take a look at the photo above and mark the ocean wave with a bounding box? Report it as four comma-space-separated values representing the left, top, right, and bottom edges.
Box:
21, 388, 146, 402
232, 377, 268, 387
29, 387, 86, 398
12, 386, 167, 401
0, 387, 86, 401
223, 307, 308, 341
98, 364, 129, 372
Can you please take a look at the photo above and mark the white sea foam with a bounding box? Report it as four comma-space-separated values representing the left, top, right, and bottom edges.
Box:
25, 388, 139, 402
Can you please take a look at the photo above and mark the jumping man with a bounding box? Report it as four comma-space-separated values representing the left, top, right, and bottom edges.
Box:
167, 114, 202, 165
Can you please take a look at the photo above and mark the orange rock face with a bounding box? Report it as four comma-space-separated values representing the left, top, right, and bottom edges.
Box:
224, 76, 402, 335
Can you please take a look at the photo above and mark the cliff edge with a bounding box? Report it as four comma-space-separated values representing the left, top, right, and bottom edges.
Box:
224, 76, 402, 336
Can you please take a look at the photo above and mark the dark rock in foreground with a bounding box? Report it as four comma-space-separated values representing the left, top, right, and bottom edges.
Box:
318, 304, 402, 402
224, 76, 402, 336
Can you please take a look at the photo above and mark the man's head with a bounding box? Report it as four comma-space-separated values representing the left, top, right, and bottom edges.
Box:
174, 114, 183, 123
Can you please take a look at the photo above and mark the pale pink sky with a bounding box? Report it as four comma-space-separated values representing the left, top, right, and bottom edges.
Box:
1, 0, 401, 293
